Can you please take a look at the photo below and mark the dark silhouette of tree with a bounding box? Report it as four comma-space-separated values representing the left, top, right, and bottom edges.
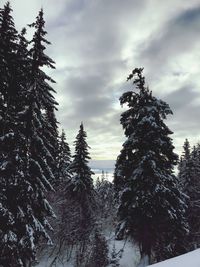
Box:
178, 141, 200, 250
56, 129, 72, 183
0, 4, 58, 266
115, 68, 188, 264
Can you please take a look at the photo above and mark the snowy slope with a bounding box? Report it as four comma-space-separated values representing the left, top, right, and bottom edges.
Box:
149, 249, 200, 267
108, 237, 140, 267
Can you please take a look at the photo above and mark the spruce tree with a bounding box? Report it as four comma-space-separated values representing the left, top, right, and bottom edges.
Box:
57, 129, 72, 183
178, 142, 200, 250
113, 150, 129, 199
28, 9, 59, 179
20, 7, 58, 252
67, 123, 94, 201
0, 3, 29, 266
188, 146, 200, 248
95, 171, 116, 231
115, 68, 188, 263
87, 228, 109, 267
178, 139, 191, 191
0, 1, 18, 108
66, 123, 95, 246
0, 5, 58, 266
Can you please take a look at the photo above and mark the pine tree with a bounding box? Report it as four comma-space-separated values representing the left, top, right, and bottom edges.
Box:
87, 228, 109, 267
0, 3, 30, 266
56, 129, 72, 183
20, 7, 58, 254
115, 68, 188, 263
113, 150, 129, 200
0, 5, 58, 265
17, 27, 31, 90
188, 146, 200, 248
28, 8, 59, 179
28, 8, 58, 111
0, 1, 18, 107
178, 139, 191, 191
66, 123, 95, 256
67, 123, 94, 202
95, 171, 116, 231
0, 1, 19, 137
178, 142, 200, 250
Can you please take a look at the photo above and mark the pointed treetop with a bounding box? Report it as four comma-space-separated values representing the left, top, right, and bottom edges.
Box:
182, 138, 190, 160
61, 128, 65, 135
0, 1, 16, 32
4, 1, 11, 10
29, 7, 55, 73
127, 67, 145, 91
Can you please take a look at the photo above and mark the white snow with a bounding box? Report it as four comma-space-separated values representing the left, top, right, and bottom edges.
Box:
148, 249, 200, 267
108, 233, 140, 267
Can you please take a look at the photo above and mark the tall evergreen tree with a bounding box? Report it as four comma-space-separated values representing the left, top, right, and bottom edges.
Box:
67, 123, 94, 201
19, 7, 59, 257
0, 3, 29, 266
95, 171, 116, 231
66, 123, 95, 247
178, 142, 200, 250
115, 68, 188, 264
0, 5, 58, 266
178, 139, 191, 191
188, 146, 200, 248
0, 1, 19, 135
56, 129, 72, 183
0, 1, 18, 96
28, 8, 59, 178
87, 228, 109, 267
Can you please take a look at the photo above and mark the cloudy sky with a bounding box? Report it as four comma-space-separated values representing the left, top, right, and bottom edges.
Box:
4, 0, 200, 167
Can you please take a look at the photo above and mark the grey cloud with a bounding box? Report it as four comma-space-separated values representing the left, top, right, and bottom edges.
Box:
138, 6, 200, 74
4, 0, 200, 162
163, 85, 200, 153
164, 85, 200, 111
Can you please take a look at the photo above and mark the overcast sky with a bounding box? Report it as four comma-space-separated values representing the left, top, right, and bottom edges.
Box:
4, 0, 200, 166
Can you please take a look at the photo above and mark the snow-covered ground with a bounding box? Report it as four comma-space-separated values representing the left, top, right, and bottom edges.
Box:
36, 234, 140, 267
107, 234, 140, 267
148, 249, 200, 267
36, 237, 200, 267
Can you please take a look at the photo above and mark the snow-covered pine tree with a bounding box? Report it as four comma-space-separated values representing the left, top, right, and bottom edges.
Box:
115, 68, 188, 264
28, 9, 59, 180
20, 7, 59, 254
188, 146, 200, 249
56, 129, 72, 183
66, 123, 95, 255
44, 107, 59, 181
16, 27, 32, 107
67, 123, 94, 202
0, 1, 18, 133
87, 228, 109, 267
178, 142, 200, 250
114, 148, 131, 198
0, 6, 58, 265
95, 171, 116, 231
178, 139, 191, 191
0, 3, 29, 266
0, 3, 60, 266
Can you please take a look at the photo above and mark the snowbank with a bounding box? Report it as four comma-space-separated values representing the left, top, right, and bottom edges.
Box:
149, 249, 200, 267
107, 234, 140, 267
